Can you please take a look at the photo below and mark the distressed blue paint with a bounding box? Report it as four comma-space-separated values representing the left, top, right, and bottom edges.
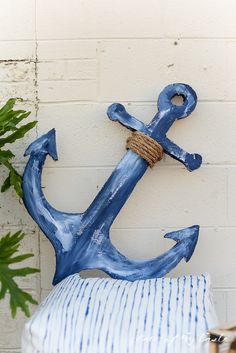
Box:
158, 278, 165, 341
88, 280, 109, 350
195, 277, 200, 341
180, 276, 187, 353
86, 279, 106, 350
202, 275, 208, 331
22, 83, 202, 285
141, 279, 152, 353
188, 275, 194, 332
104, 282, 121, 353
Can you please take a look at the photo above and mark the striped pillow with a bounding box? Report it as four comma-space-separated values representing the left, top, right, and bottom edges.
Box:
22, 274, 218, 353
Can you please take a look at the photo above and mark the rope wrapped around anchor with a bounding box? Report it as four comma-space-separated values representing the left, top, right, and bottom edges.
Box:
126, 131, 163, 167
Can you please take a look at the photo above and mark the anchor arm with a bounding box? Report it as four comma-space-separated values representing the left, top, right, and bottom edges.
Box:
53, 225, 199, 284
104, 225, 199, 280
23, 129, 82, 251
102, 225, 199, 280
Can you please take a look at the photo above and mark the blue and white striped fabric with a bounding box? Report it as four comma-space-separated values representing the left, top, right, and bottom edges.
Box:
22, 274, 218, 353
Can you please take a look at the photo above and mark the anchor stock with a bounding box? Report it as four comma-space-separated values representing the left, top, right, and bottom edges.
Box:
22, 83, 202, 285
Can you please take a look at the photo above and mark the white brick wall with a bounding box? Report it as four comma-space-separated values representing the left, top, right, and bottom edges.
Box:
1, 0, 236, 351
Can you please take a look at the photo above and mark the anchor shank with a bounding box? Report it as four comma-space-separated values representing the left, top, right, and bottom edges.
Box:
82, 149, 149, 232
148, 110, 174, 139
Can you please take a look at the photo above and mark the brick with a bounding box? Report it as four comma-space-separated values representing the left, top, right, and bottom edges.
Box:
36, 0, 163, 39
97, 166, 227, 228
0, 0, 35, 40
0, 291, 39, 349
37, 40, 97, 60
0, 61, 35, 83
227, 168, 236, 226
99, 39, 231, 102
212, 291, 227, 324
226, 291, 236, 322
163, 0, 236, 38
166, 102, 236, 167
38, 59, 96, 81
38, 61, 68, 81
37, 103, 127, 167
0, 82, 35, 102
42, 167, 99, 213
0, 42, 35, 61
38, 80, 96, 102
110, 228, 168, 260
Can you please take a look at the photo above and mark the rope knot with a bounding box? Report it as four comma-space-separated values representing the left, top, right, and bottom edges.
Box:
126, 131, 163, 168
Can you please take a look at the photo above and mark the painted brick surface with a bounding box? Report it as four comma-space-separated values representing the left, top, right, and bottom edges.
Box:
163, 0, 236, 38
36, 0, 163, 39
99, 40, 231, 102
1, 0, 236, 350
0, 41, 35, 61
0, 291, 39, 351
37, 40, 97, 60
0, 0, 35, 40
97, 167, 228, 228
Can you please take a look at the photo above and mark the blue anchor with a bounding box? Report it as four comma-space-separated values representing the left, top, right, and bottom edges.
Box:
22, 83, 202, 285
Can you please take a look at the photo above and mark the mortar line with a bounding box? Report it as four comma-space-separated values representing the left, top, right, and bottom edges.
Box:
36, 99, 236, 105
34, 0, 42, 303
2, 37, 236, 42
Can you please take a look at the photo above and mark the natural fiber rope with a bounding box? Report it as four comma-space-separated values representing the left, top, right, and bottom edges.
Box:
126, 131, 163, 167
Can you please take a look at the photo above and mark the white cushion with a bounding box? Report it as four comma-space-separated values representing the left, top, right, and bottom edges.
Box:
22, 274, 218, 353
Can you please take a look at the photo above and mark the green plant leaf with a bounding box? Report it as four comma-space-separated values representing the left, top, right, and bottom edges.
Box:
0, 150, 14, 164
0, 231, 39, 318
0, 121, 37, 148
2, 162, 23, 197
0, 111, 31, 136
0, 98, 37, 196
9, 168, 23, 198
0, 99, 18, 119
1, 174, 11, 193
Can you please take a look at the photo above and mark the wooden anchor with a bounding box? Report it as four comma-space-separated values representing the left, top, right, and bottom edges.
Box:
22, 83, 202, 285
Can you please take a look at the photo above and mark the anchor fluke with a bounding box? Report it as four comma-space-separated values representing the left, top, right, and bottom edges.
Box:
164, 225, 199, 262
24, 128, 58, 161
